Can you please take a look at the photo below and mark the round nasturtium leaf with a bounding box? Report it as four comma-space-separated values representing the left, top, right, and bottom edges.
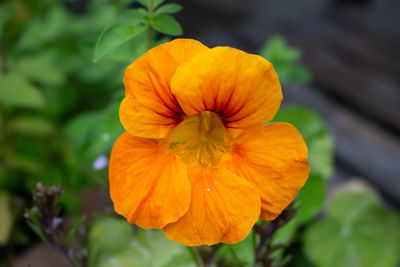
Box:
89, 217, 134, 255
89, 217, 195, 267
295, 173, 325, 223
303, 190, 400, 267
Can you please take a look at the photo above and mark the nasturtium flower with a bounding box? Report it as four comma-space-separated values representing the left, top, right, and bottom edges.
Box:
109, 39, 310, 246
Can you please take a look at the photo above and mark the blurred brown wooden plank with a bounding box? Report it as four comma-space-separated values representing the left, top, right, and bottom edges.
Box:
286, 17, 400, 132
231, 1, 400, 131
284, 84, 400, 206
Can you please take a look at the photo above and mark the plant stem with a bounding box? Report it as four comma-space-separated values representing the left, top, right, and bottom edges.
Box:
146, 0, 154, 51
253, 204, 297, 266
253, 222, 275, 266
188, 247, 205, 267
25, 184, 87, 267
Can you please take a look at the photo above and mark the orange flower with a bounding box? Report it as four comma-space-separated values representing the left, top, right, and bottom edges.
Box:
109, 39, 310, 246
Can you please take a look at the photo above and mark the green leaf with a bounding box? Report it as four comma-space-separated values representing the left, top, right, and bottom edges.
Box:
272, 219, 298, 245
303, 190, 400, 267
118, 9, 147, 24
89, 217, 195, 267
295, 173, 325, 223
98, 255, 145, 267
64, 111, 102, 155
64, 102, 124, 162
154, 3, 182, 15
84, 102, 124, 159
153, 0, 166, 9
0, 73, 45, 109
93, 23, 143, 62
260, 36, 301, 65
89, 217, 134, 267
8, 116, 55, 137
137, 0, 150, 8
291, 65, 312, 84
329, 190, 380, 226
0, 194, 12, 245
15, 55, 65, 86
272, 106, 334, 180
151, 14, 182, 36
129, 230, 195, 266
82, 5, 120, 32
259, 35, 311, 85
137, 0, 165, 9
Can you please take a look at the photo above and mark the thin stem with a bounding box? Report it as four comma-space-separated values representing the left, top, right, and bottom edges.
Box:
253, 204, 297, 266
187, 247, 204, 267
25, 185, 86, 267
146, 0, 154, 51
253, 222, 275, 266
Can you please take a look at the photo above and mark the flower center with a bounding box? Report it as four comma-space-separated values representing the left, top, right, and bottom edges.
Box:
167, 111, 230, 166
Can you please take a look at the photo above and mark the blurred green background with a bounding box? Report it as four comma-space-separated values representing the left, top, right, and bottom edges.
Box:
0, 0, 133, 262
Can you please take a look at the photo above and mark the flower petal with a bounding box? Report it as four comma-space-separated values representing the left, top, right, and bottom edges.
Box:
109, 132, 191, 228
121, 39, 209, 138
163, 167, 260, 246
171, 47, 282, 136
230, 123, 310, 220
